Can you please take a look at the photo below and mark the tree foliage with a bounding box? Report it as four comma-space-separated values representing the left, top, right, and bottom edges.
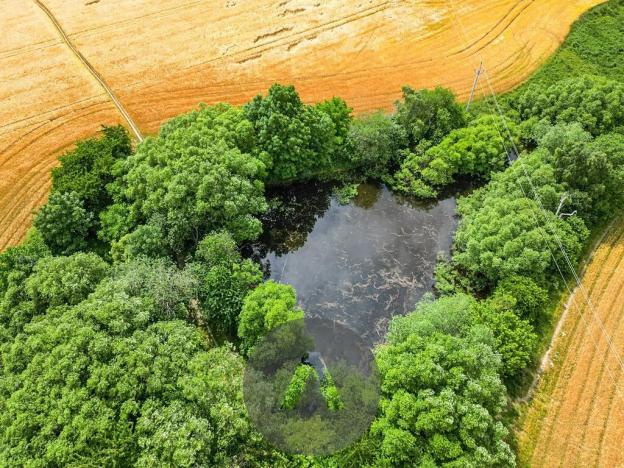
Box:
237, 280, 304, 355
513, 76, 624, 136
393, 86, 466, 151
372, 295, 514, 467
245, 84, 351, 182
101, 104, 268, 256
34, 191, 94, 256
346, 112, 408, 178
393, 116, 518, 198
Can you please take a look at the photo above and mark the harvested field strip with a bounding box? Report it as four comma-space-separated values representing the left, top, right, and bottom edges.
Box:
517, 216, 624, 467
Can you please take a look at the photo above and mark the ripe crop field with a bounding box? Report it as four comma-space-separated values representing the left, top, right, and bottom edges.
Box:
0, 0, 604, 250
517, 216, 624, 467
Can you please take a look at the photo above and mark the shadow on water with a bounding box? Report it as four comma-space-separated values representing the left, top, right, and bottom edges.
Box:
247, 181, 464, 346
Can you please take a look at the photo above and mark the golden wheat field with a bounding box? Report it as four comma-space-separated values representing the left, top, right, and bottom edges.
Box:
0, 0, 605, 249
517, 217, 624, 468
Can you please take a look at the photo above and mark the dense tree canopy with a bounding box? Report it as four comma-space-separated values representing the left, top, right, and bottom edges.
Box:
393, 116, 518, 198
101, 104, 268, 257
0, 257, 269, 467
245, 84, 351, 182
372, 294, 514, 467
393, 86, 466, 151
513, 76, 624, 136
34, 191, 94, 256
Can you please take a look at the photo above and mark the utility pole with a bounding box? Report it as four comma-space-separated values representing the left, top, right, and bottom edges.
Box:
466, 61, 483, 112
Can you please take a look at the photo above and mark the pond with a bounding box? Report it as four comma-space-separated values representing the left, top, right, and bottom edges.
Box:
249, 182, 460, 346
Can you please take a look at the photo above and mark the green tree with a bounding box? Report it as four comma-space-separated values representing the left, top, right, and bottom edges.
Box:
34, 191, 94, 255
372, 294, 514, 467
186, 232, 262, 335
0, 264, 267, 466
51, 125, 132, 215
347, 112, 408, 178
102, 104, 268, 257
513, 76, 624, 136
25, 252, 109, 312
494, 275, 548, 323
237, 280, 304, 355
393, 86, 466, 151
393, 116, 517, 198
472, 295, 537, 380
244, 84, 342, 182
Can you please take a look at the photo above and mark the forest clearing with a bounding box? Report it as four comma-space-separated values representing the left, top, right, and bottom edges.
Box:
0, 0, 604, 250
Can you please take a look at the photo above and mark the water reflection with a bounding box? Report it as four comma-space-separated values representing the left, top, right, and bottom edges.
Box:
252, 182, 459, 345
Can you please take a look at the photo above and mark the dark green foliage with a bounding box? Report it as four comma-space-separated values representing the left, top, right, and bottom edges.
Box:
346, 112, 408, 178
539, 123, 624, 224
245, 84, 350, 182
51, 125, 132, 215
34, 191, 94, 255
237, 280, 304, 355
471, 295, 537, 380
372, 295, 514, 467
0, 231, 50, 336
493, 275, 548, 323
393, 115, 517, 197
102, 104, 268, 256
393, 86, 466, 151
186, 232, 262, 335
513, 76, 624, 136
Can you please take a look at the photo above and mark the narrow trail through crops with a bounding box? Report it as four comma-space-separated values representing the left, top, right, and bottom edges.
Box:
517, 215, 624, 467
32, 0, 142, 141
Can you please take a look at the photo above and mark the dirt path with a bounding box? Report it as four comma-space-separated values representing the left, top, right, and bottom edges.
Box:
32, 0, 142, 142
517, 215, 624, 467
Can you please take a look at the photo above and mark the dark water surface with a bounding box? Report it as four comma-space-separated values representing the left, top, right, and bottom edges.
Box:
251, 182, 459, 345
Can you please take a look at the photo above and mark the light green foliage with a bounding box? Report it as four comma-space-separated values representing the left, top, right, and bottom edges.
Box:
186, 232, 262, 334
111, 222, 168, 263
320, 371, 344, 412
372, 294, 514, 467
513, 76, 624, 136
34, 191, 94, 255
347, 112, 408, 177
0, 256, 267, 466
335, 183, 359, 205
393, 85, 466, 151
102, 103, 268, 256
472, 295, 537, 380
237, 280, 304, 355
393, 116, 517, 197
245, 84, 350, 182
281, 364, 318, 410
25, 253, 109, 312
453, 150, 589, 290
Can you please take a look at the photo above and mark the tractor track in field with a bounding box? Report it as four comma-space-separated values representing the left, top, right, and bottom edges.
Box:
32, 0, 143, 142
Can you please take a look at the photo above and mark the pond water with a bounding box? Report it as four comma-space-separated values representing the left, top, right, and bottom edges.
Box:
250, 182, 459, 345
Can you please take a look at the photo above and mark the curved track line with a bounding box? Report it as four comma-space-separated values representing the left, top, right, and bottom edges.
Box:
32, 0, 143, 142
